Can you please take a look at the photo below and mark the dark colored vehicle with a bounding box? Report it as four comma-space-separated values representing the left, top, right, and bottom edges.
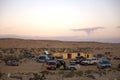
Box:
75, 56, 86, 64
56, 59, 66, 68
46, 60, 57, 70
5, 59, 19, 66
76, 56, 84, 59
97, 58, 111, 69
36, 55, 50, 63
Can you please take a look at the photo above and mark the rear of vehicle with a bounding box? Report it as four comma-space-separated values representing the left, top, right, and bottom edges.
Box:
46, 61, 57, 70
97, 58, 111, 69
56, 59, 65, 68
69, 60, 77, 70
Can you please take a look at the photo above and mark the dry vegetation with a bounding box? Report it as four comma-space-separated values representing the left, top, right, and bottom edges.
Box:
0, 38, 120, 80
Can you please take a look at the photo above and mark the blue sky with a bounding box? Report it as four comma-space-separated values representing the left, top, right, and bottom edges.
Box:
0, 0, 120, 43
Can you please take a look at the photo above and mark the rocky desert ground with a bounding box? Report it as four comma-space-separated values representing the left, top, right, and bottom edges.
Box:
0, 38, 120, 80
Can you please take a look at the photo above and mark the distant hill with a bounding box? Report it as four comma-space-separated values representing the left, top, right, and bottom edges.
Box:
0, 38, 120, 48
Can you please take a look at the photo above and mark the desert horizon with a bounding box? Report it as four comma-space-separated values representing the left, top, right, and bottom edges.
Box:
0, 38, 120, 48
0, 34, 120, 43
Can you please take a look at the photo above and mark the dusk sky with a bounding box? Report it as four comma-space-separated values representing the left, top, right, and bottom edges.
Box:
0, 0, 120, 43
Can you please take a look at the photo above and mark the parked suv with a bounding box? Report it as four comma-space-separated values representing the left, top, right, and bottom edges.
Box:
36, 55, 50, 63
97, 58, 111, 69
75, 56, 86, 64
56, 59, 66, 68
81, 57, 97, 65
68, 60, 78, 70
5, 59, 19, 66
46, 60, 57, 70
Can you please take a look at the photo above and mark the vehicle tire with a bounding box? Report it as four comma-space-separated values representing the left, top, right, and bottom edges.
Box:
16, 64, 19, 66
86, 63, 88, 65
94, 62, 97, 65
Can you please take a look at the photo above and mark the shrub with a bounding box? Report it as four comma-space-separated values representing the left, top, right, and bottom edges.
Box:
97, 54, 104, 58
102, 70, 106, 75
111, 68, 118, 72
0, 53, 3, 59
86, 75, 96, 79
18, 54, 24, 60
0, 72, 2, 78
63, 70, 75, 78
10, 75, 22, 80
84, 70, 93, 75
76, 70, 83, 77
40, 71, 50, 75
58, 70, 65, 75
32, 73, 44, 80
4, 55, 19, 62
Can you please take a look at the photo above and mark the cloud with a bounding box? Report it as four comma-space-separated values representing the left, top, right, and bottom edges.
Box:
71, 26, 104, 35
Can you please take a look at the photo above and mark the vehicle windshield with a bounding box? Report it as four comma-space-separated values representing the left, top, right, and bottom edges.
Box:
70, 62, 76, 65
39, 56, 45, 59
57, 59, 63, 61
76, 56, 83, 59
56, 57, 62, 59
48, 62, 56, 65
102, 60, 110, 64
86, 59, 91, 61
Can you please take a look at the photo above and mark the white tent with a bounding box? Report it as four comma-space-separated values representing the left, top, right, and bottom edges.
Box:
44, 50, 49, 55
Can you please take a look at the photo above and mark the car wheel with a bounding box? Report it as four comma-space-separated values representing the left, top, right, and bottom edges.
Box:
94, 62, 97, 65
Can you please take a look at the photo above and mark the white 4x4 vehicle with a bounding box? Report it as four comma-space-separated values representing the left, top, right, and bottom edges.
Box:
81, 57, 98, 65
